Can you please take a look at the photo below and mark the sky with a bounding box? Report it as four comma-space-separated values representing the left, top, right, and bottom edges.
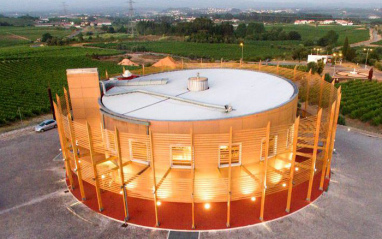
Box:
0, 0, 381, 13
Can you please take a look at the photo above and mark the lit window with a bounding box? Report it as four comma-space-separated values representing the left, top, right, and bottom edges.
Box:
129, 140, 150, 165
171, 146, 192, 168
260, 135, 278, 161
286, 126, 294, 148
219, 144, 241, 167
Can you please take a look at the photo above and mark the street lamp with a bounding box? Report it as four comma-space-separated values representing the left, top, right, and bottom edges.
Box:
364, 48, 373, 69
240, 42, 244, 61
313, 48, 321, 55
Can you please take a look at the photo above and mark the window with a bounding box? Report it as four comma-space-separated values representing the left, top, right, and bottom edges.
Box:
286, 126, 294, 148
219, 144, 241, 168
129, 140, 150, 165
171, 146, 192, 168
260, 135, 278, 161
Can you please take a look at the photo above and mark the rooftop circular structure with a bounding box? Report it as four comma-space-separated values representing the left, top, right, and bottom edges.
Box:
101, 69, 298, 121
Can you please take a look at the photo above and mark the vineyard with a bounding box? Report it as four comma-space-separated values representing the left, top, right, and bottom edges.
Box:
87, 41, 296, 61
0, 46, 133, 126
0, 26, 73, 47
339, 80, 382, 126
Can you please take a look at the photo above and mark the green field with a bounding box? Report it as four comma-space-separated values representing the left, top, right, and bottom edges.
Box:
88, 41, 299, 61
373, 40, 382, 45
265, 24, 369, 45
339, 80, 382, 126
0, 45, 133, 126
0, 26, 73, 47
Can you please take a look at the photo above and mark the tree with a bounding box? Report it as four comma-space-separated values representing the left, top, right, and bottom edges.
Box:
107, 26, 115, 33
246, 22, 265, 36
292, 45, 307, 62
41, 33, 53, 42
345, 47, 357, 61
288, 31, 301, 40
118, 26, 127, 33
342, 36, 350, 59
235, 23, 247, 38
101, 25, 108, 31
318, 30, 339, 46
307, 62, 319, 74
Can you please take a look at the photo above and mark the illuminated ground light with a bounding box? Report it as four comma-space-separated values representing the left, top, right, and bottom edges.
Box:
78, 160, 81, 163
156, 201, 162, 206
204, 203, 211, 209
282, 183, 287, 187
251, 197, 256, 201
101, 175, 105, 179
119, 190, 123, 194
295, 167, 299, 171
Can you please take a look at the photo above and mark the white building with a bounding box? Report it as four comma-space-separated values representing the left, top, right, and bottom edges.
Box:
307, 54, 332, 64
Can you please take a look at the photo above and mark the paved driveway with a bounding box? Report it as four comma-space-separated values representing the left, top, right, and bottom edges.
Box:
0, 127, 381, 239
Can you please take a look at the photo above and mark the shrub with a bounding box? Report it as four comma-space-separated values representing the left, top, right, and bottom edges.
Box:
338, 115, 346, 125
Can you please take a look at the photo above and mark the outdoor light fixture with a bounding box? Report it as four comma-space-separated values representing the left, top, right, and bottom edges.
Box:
204, 203, 211, 209
295, 167, 299, 171
282, 183, 286, 187
119, 190, 123, 194
157, 201, 162, 206
78, 160, 81, 163
251, 197, 256, 201
101, 175, 105, 179
347, 128, 351, 132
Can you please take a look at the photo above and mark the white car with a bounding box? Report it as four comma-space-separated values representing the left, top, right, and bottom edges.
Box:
35, 119, 57, 132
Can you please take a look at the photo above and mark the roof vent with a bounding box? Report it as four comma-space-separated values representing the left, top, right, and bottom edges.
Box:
188, 73, 209, 92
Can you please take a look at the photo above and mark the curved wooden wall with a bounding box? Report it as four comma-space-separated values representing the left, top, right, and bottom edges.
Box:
54, 63, 341, 228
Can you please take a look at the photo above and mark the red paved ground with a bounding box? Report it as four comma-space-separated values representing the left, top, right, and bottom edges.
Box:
68, 172, 329, 230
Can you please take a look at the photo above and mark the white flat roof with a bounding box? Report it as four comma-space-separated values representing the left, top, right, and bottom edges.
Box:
101, 69, 297, 121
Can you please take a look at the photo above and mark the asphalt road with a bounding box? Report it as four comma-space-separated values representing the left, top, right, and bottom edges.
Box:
0, 127, 381, 239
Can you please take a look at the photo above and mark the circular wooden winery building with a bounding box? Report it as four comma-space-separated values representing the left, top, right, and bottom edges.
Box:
54, 63, 341, 230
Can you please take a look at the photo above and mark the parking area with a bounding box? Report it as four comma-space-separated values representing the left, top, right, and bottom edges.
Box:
0, 126, 381, 239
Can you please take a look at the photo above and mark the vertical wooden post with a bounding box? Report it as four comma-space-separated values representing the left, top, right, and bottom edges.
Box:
54, 101, 73, 189
305, 71, 311, 114
286, 117, 300, 212
293, 65, 297, 81
319, 102, 336, 190
260, 122, 271, 221
86, 122, 104, 212
67, 113, 86, 200
326, 88, 342, 178
276, 62, 280, 75
181, 58, 184, 69
123, 66, 126, 74
142, 64, 145, 76
226, 127, 233, 227
149, 128, 160, 227
115, 127, 129, 221
200, 58, 203, 67
318, 75, 325, 109
64, 88, 70, 115
221, 58, 223, 68
259, 60, 262, 71
306, 108, 322, 201
105, 70, 109, 79
190, 128, 195, 229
